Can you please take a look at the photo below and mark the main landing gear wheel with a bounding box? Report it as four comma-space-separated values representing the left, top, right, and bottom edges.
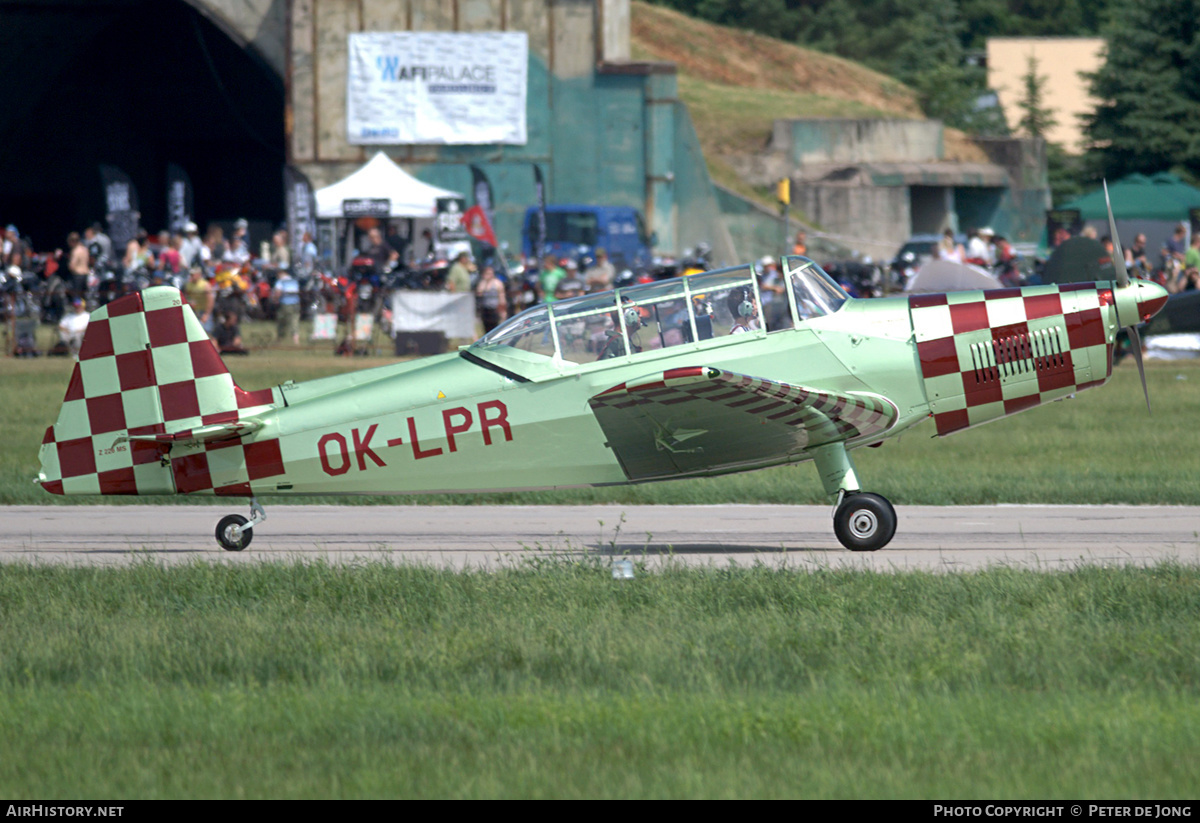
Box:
216, 514, 252, 552
833, 493, 896, 552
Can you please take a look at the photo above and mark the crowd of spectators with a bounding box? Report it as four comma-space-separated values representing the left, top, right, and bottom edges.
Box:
3, 212, 555, 356
2, 218, 860, 357
1150, 223, 1200, 294
932, 226, 1020, 285
11, 209, 1200, 359
1043, 220, 1200, 294
1, 216, 329, 357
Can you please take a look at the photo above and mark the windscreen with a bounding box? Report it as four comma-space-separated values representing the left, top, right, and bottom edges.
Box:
544, 212, 599, 247
782, 256, 848, 320
473, 264, 763, 363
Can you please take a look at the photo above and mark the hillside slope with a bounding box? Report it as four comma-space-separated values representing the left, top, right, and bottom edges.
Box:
631, 1, 921, 116
630, 1, 987, 207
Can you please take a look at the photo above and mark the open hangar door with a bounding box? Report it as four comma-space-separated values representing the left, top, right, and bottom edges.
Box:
908, 185, 1006, 238
0, 0, 284, 252
954, 187, 1005, 238
909, 186, 951, 235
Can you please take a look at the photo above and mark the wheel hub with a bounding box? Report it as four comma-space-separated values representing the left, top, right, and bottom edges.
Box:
849, 510, 878, 539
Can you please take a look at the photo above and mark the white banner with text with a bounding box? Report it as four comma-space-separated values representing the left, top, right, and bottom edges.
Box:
347, 31, 528, 145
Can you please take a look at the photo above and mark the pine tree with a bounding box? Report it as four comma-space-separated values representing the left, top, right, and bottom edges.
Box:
1016, 55, 1057, 139
1009, 56, 1081, 203
1083, 0, 1200, 180
881, 0, 983, 129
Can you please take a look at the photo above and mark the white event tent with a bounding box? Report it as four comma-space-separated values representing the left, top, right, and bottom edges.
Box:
314, 151, 464, 272
315, 151, 461, 218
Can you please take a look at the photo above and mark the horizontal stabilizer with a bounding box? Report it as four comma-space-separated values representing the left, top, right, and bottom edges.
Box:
122, 420, 262, 447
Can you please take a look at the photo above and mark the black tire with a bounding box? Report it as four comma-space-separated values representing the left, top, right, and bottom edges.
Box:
215, 514, 253, 552
833, 493, 896, 552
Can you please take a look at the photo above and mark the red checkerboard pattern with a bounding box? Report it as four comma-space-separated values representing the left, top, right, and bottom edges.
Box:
910, 284, 1114, 436
37, 287, 284, 497
591, 366, 898, 445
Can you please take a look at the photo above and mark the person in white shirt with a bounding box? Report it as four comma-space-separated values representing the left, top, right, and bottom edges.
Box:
966, 227, 995, 266
584, 248, 616, 293
224, 218, 252, 265
58, 299, 89, 357
179, 221, 203, 268
938, 228, 965, 263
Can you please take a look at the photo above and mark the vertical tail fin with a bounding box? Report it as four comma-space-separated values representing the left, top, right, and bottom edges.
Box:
37, 287, 278, 496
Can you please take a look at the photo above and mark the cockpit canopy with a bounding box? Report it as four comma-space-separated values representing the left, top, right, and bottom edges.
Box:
470, 255, 847, 374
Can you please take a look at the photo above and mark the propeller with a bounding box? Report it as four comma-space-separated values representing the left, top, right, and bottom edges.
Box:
1103, 180, 1151, 413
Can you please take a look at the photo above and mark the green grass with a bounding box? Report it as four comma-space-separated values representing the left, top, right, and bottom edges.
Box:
675, 75, 902, 220
677, 76, 906, 158
1, 559, 1198, 798
5, 339, 1199, 506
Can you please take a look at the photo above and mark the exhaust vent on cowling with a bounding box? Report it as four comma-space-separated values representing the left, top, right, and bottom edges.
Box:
970, 326, 1067, 385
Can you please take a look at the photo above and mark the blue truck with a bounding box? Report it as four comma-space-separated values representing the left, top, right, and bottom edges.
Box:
522, 204, 655, 272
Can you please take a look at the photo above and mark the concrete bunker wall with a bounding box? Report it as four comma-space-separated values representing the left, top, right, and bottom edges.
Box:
277, 0, 727, 259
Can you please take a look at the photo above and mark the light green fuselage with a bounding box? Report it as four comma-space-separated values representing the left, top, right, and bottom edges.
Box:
253, 296, 928, 496
38, 256, 1171, 506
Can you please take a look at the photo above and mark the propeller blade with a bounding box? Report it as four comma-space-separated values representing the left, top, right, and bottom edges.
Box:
1104, 180, 1130, 288
1128, 325, 1151, 414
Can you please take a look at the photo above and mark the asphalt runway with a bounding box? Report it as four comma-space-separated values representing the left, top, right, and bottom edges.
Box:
2, 504, 1198, 571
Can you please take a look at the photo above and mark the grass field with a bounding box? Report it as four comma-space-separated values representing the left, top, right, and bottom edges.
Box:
1, 559, 1198, 799
4, 335, 1198, 506
4, 331, 1199, 798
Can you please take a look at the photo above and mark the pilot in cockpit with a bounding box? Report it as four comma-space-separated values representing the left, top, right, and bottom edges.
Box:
727, 288, 759, 334
597, 298, 644, 359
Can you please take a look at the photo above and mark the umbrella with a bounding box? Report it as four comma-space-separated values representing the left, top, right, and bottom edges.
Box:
905, 259, 999, 293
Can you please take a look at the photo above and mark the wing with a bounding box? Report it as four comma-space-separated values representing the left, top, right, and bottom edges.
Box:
588, 366, 897, 481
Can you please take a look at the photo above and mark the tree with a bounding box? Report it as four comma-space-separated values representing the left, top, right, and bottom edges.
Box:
987, 53, 1088, 204
1011, 56, 1080, 203
1083, 0, 1200, 182
646, 0, 1117, 138
792, 0, 866, 56
1015, 55, 1057, 139
1046, 142, 1085, 204
661, 0, 801, 40
890, 2, 1000, 131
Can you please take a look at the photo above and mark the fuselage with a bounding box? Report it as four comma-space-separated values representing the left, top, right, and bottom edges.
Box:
249, 303, 924, 495
233, 277, 1163, 497
36, 258, 1169, 500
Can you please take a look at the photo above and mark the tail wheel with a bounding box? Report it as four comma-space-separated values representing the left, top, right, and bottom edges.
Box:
216, 514, 252, 552
833, 493, 896, 552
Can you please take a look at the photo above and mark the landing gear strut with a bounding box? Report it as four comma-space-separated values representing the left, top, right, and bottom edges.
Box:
811, 442, 897, 552
215, 498, 267, 552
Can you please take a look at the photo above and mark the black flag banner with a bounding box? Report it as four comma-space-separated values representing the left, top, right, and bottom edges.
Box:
284, 165, 318, 265
99, 164, 141, 251
533, 164, 547, 262
166, 163, 194, 234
